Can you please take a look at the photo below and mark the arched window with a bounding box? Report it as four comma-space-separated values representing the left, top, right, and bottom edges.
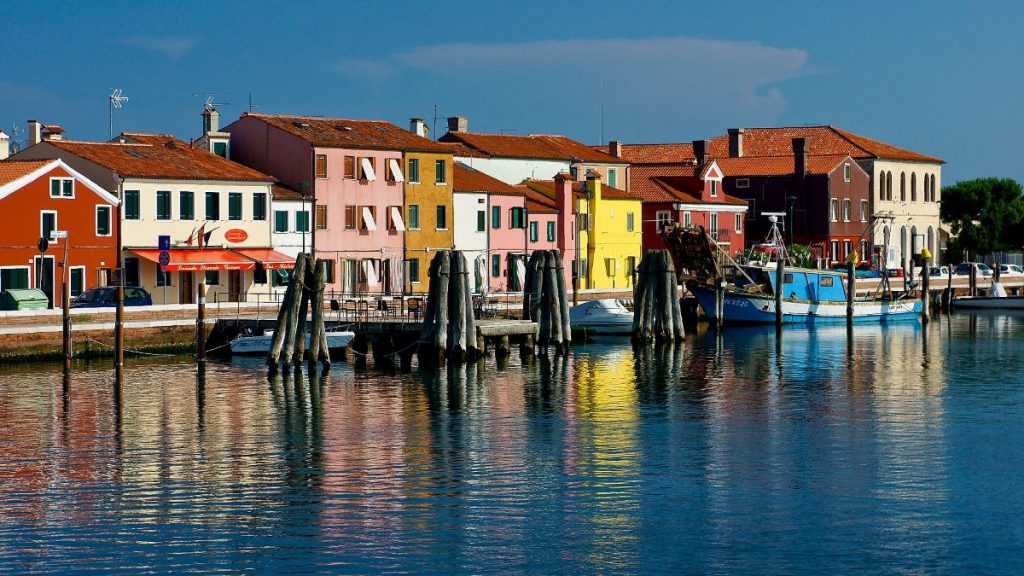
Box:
900, 226, 908, 270
927, 226, 935, 256
931, 174, 938, 202
886, 172, 893, 201
911, 225, 919, 259
900, 172, 906, 201
879, 173, 885, 201
911, 173, 917, 201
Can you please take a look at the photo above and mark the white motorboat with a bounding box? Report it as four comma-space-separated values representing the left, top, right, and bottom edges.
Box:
954, 281, 1024, 310
569, 299, 634, 335
230, 329, 356, 355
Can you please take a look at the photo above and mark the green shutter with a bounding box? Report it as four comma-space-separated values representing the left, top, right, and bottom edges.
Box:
492, 206, 501, 229
50, 180, 60, 196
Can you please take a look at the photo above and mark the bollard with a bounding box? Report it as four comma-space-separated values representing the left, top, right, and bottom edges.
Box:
774, 258, 785, 327
197, 282, 207, 364
846, 261, 855, 324
920, 249, 931, 324
62, 278, 71, 373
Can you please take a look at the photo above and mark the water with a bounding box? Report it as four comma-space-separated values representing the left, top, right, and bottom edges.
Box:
2, 313, 1024, 574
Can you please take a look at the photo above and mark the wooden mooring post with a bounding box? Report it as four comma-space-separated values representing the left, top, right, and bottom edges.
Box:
197, 282, 207, 364
774, 258, 785, 327
920, 249, 931, 324
418, 250, 484, 364
631, 249, 683, 343
846, 261, 855, 325
266, 253, 330, 375
62, 276, 71, 373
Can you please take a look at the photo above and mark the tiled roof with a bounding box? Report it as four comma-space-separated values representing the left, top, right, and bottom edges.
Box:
0, 160, 53, 186
441, 132, 624, 163
453, 162, 521, 195
596, 142, 696, 164
707, 126, 943, 163
715, 154, 851, 177
628, 164, 699, 202
525, 179, 642, 201
512, 185, 558, 214
652, 177, 749, 206
239, 113, 451, 153
438, 141, 488, 158
45, 135, 275, 182
272, 183, 306, 201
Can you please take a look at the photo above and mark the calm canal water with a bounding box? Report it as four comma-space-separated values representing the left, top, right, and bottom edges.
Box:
2, 312, 1024, 574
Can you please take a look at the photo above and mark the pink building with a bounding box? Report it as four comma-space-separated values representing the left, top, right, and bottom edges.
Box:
224, 113, 449, 295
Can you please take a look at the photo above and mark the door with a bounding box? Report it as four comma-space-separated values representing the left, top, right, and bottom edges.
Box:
124, 257, 140, 287
179, 271, 194, 304
33, 256, 55, 308
228, 270, 242, 302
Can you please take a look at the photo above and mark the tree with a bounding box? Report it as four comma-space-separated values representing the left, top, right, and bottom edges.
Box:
940, 177, 1024, 260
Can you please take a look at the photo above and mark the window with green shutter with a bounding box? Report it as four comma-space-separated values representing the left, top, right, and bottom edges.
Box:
180, 191, 195, 220
253, 193, 267, 221
477, 210, 486, 232
295, 211, 310, 232
274, 211, 288, 233
491, 254, 501, 278
547, 221, 555, 242
408, 205, 420, 229
156, 191, 171, 220
228, 192, 242, 220
510, 207, 525, 229
124, 190, 140, 220
492, 206, 501, 229
436, 205, 447, 229
96, 206, 111, 236
1, 268, 30, 290
529, 221, 539, 243
206, 192, 220, 220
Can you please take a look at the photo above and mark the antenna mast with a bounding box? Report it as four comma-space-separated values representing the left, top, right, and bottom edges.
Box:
108, 88, 129, 139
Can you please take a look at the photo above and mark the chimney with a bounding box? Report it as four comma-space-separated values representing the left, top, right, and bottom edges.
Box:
447, 115, 468, 133
728, 128, 744, 158
609, 140, 623, 157
0, 131, 8, 160
792, 137, 808, 176
410, 118, 429, 138
28, 120, 42, 147
202, 108, 220, 134
692, 139, 708, 168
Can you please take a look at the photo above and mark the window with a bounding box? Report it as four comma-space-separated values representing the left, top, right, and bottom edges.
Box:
911, 173, 917, 201
316, 205, 328, 229
358, 206, 377, 231
41, 211, 57, 241
385, 158, 404, 182
735, 213, 742, 233
274, 211, 289, 233
626, 256, 637, 279
879, 175, 885, 201
205, 271, 220, 286
213, 141, 228, 158
830, 198, 839, 221
860, 200, 868, 222
842, 199, 851, 222
608, 168, 618, 188
386, 206, 404, 230
547, 221, 556, 242
0, 268, 29, 291
435, 159, 447, 184
844, 163, 852, 182
408, 258, 420, 283
254, 264, 267, 285
578, 213, 590, 231
205, 192, 220, 220
321, 259, 335, 284
684, 211, 691, 227
529, 221, 539, 242
156, 268, 171, 287
492, 254, 501, 278
180, 191, 195, 220
315, 154, 328, 178
886, 172, 893, 201
656, 210, 672, 230
272, 269, 291, 287
736, 178, 750, 189
900, 172, 906, 201
436, 205, 447, 230
710, 180, 718, 197
784, 273, 794, 284
830, 241, 840, 262
359, 157, 377, 181
253, 193, 267, 221
844, 239, 853, 259
50, 178, 74, 198
408, 205, 420, 229
228, 192, 242, 221
510, 207, 525, 229
746, 199, 757, 221
491, 206, 501, 229
345, 205, 357, 230
124, 190, 140, 220
408, 158, 420, 183
710, 213, 719, 239
821, 276, 834, 288
69, 267, 85, 297
96, 206, 111, 236
295, 211, 310, 232
477, 210, 486, 232
156, 190, 171, 220
626, 212, 635, 232
344, 156, 356, 179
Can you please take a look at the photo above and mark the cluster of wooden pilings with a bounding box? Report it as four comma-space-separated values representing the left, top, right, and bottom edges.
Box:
632, 249, 684, 342
267, 253, 331, 375
522, 249, 571, 355
419, 250, 479, 363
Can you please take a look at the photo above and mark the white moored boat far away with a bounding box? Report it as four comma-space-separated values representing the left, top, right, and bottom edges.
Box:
569, 299, 634, 335
954, 281, 1024, 310
230, 329, 356, 355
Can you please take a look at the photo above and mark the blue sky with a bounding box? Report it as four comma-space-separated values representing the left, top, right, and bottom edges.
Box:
2, 1, 1021, 184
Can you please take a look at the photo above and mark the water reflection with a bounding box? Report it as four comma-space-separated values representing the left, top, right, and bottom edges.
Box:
1, 314, 1023, 573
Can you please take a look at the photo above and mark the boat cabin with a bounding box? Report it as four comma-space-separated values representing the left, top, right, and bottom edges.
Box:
736, 267, 848, 303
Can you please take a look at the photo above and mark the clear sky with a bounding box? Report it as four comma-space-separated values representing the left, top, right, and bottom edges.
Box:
3, 1, 1021, 184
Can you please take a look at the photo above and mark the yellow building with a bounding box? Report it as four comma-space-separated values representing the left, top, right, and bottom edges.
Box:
403, 151, 454, 294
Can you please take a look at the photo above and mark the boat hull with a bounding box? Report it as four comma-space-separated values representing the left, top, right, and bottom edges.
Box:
954, 296, 1024, 310
692, 287, 921, 324
230, 331, 356, 355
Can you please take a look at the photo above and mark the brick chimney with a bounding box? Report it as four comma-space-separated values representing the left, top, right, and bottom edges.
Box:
447, 116, 468, 133
410, 118, 429, 138
692, 139, 708, 168
609, 140, 623, 157
0, 131, 8, 160
28, 120, 42, 147
728, 128, 744, 158
792, 137, 808, 175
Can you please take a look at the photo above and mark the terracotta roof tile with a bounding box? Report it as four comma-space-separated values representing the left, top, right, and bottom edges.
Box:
651, 176, 748, 206
0, 160, 53, 186
707, 126, 943, 163
628, 164, 699, 202
525, 178, 642, 201
441, 132, 623, 163
512, 185, 558, 214
453, 162, 521, 195
438, 141, 488, 158
239, 113, 451, 153
596, 142, 696, 164
45, 135, 275, 182
272, 183, 306, 201
715, 154, 851, 177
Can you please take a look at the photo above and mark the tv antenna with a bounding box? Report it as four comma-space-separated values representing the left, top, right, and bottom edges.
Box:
8, 124, 24, 154
108, 88, 129, 139
247, 92, 261, 114
190, 92, 230, 112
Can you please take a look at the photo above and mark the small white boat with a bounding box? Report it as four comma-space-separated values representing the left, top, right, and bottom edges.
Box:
569, 299, 634, 335
230, 329, 356, 355
954, 281, 1024, 310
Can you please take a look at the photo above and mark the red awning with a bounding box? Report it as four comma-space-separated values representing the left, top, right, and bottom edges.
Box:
231, 248, 297, 270
131, 249, 256, 272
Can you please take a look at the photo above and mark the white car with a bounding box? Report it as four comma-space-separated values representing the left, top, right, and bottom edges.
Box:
998, 264, 1024, 277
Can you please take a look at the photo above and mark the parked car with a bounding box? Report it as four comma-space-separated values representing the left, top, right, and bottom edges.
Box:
954, 263, 994, 277
998, 264, 1024, 277
70, 286, 153, 308
914, 265, 950, 278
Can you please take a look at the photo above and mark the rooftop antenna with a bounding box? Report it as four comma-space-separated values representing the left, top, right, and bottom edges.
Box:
190, 92, 230, 112
8, 124, 24, 154
600, 80, 605, 145
247, 92, 261, 114
108, 88, 129, 139
432, 104, 438, 141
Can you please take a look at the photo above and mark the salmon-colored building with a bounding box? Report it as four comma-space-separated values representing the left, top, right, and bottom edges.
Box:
0, 159, 119, 307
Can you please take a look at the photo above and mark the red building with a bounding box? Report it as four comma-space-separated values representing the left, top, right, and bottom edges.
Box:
0, 159, 119, 307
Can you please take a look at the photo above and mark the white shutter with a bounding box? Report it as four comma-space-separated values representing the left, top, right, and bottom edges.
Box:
388, 159, 404, 182
361, 206, 378, 231
390, 206, 406, 231
360, 158, 377, 181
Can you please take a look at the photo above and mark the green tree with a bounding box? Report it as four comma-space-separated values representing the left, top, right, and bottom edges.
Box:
941, 177, 1024, 260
